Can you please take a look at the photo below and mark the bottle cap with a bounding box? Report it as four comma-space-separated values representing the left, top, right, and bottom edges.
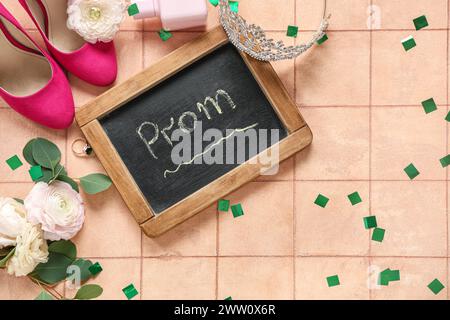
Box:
132, 0, 157, 19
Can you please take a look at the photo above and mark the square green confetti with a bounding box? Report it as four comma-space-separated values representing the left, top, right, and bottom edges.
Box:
122, 284, 139, 300
6, 155, 23, 171
88, 262, 103, 276
378, 268, 391, 286
317, 34, 328, 45
229, 1, 239, 13
209, 0, 219, 6
371, 228, 385, 242
231, 203, 244, 218
158, 29, 173, 41
389, 269, 400, 282
445, 111, 450, 122
224, 296, 233, 300
286, 25, 299, 38
218, 199, 230, 212
29, 165, 43, 181
314, 194, 329, 208
421, 98, 437, 114
404, 163, 420, 180
413, 15, 429, 30
428, 278, 445, 295
326, 275, 340, 287
401, 36, 416, 51
127, 3, 139, 16
347, 192, 362, 206
363, 216, 377, 229
439, 154, 450, 168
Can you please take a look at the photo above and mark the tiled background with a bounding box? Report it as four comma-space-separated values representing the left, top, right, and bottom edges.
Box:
0, 0, 449, 300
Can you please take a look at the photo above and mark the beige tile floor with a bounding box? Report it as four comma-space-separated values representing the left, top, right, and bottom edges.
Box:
0, 0, 449, 300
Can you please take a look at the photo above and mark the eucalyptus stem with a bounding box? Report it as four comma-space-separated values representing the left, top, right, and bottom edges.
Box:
29, 276, 64, 300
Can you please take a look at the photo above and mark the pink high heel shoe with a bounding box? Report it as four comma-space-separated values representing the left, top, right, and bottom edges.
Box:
0, 3, 74, 129
19, 0, 118, 87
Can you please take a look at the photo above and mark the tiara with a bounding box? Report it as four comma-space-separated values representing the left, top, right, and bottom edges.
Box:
219, 0, 330, 61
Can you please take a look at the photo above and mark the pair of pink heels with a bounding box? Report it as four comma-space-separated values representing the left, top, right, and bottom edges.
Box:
0, 0, 118, 129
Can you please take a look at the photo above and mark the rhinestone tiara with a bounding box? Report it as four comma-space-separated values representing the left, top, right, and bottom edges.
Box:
219, 0, 330, 61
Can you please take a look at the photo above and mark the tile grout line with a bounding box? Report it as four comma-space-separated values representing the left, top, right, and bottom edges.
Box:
446, 0, 449, 300
80, 255, 450, 259
368, 0, 373, 301
292, 0, 297, 301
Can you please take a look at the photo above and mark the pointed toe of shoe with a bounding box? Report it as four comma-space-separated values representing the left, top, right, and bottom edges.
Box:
54, 41, 118, 87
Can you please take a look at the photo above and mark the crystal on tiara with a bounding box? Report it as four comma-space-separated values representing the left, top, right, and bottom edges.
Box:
218, 0, 330, 61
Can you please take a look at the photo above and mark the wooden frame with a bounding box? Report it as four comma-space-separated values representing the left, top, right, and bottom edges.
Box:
76, 26, 313, 237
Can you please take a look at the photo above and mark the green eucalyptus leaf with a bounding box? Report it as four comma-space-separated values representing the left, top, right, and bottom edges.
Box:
56, 175, 79, 193
48, 240, 77, 261
32, 138, 61, 170
23, 139, 38, 166
35, 167, 53, 184
74, 284, 103, 300
0, 247, 15, 268
80, 174, 112, 195
69, 259, 93, 283
35, 291, 54, 300
30, 251, 73, 284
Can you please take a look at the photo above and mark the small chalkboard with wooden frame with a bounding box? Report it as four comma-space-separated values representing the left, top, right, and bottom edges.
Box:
76, 26, 312, 237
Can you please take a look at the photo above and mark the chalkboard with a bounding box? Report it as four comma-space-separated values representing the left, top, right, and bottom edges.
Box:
76, 27, 311, 237
100, 43, 287, 214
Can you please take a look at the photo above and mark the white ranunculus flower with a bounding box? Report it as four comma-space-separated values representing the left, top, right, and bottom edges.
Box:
67, 0, 126, 44
0, 198, 27, 249
25, 182, 85, 241
7, 223, 48, 277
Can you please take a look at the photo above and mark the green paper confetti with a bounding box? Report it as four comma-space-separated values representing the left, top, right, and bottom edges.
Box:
88, 262, 103, 276
404, 163, 420, 180
218, 199, 230, 212
326, 275, 340, 287
29, 165, 43, 181
209, 0, 219, 6
158, 29, 173, 41
363, 216, 377, 229
439, 154, 450, 168
347, 192, 362, 206
421, 98, 437, 114
122, 284, 139, 300
445, 111, 450, 122
231, 203, 244, 218
413, 15, 429, 30
378, 268, 400, 286
128, 3, 139, 16
224, 296, 233, 300
314, 194, 329, 208
401, 35, 416, 51
317, 34, 328, 45
286, 25, 299, 38
371, 228, 385, 242
6, 155, 23, 171
428, 279, 445, 295
229, 1, 239, 13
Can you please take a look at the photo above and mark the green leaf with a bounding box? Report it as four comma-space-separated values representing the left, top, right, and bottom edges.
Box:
48, 240, 77, 261
30, 251, 73, 284
13, 198, 24, 205
0, 247, 15, 268
56, 175, 79, 193
48, 164, 68, 184
35, 291, 55, 300
80, 174, 112, 195
35, 167, 54, 184
32, 138, 61, 170
70, 259, 93, 283
74, 284, 103, 300
23, 139, 38, 166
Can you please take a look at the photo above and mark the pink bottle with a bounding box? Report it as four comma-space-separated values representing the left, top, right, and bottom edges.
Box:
133, 0, 208, 30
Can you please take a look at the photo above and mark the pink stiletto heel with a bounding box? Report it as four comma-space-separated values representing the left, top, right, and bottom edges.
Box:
0, 3, 74, 130
19, 0, 118, 87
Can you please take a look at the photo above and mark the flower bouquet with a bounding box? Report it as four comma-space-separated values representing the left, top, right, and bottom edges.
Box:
1, 138, 112, 300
